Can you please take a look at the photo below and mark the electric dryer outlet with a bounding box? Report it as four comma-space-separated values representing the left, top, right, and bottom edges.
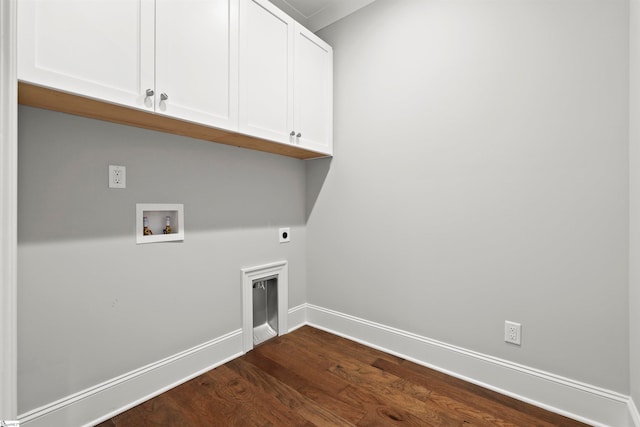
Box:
279, 228, 290, 243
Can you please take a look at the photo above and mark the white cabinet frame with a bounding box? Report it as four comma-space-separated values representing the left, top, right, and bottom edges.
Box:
0, 0, 18, 423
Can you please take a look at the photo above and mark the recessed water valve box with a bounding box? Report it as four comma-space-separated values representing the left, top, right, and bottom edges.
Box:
136, 203, 184, 244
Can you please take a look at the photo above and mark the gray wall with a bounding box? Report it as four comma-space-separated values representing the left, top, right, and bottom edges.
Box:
18, 0, 636, 416
312, 0, 630, 393
631, 0, 640, 408
17, 106, 307, 412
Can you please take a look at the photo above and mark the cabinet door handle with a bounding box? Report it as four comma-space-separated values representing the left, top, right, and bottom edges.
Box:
160, 93, 169, 101
145, 89, 154, 97
296, 132, 302, 138
290, 131, 295, 136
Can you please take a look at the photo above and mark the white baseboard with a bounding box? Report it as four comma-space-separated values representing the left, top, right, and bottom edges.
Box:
630, 397, 640, 427
16, 304, 639, 427
18, 329, 243, 427
287, 303, 308, 332
17, 304, 309, 427
305, 304, 636, 427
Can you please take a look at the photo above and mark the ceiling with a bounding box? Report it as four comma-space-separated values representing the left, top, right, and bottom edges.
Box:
268, 0, 376, 32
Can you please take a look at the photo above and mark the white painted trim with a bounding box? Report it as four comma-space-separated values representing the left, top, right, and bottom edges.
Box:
241, 261, 288, 353
630, 398, 640, 427
287, 303, 308, 332
13, 304, 638, 427
263, 0, 308, 28
267, 0, 375, 32
305, 304, 634, 427
0, 0, 18, 422
18, 330, 243, 427
306, 0, 376, 32
15, 302, 304, 427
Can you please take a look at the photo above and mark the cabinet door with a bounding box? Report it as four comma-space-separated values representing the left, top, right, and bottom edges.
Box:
155, 0, 238, 130
239, 0, 294, 144
18, 0, 155, 111
294, 24, 333, 155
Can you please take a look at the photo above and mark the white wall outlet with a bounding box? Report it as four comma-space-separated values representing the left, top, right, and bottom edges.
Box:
109, 165, 126, 189
279, 228, 290, 243
504, 321, 522, 345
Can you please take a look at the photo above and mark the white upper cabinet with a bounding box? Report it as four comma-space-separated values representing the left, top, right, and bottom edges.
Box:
239, 0, 333, 155
18, 0, 155, 111
18, 0, 332, 157
294, 24, 333, 155
155, 0, 238, 129
238, 0, 294, 145
19, 0, 238, 130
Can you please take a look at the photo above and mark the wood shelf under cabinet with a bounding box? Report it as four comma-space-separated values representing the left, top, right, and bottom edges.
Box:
18, 82, 328, 160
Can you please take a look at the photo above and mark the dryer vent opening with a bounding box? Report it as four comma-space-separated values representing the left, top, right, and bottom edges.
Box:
241, 261, 288, 353
252, 276, 278, 345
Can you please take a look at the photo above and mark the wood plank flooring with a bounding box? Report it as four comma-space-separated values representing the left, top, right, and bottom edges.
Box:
96, 326, 589, 426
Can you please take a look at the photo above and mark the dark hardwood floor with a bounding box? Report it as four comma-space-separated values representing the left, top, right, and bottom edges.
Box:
96, 326, 589, 426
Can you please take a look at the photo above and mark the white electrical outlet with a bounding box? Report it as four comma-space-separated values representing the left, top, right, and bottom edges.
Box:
279, 227, 290, 243
504, 321, 521, 345
109, 165, 126, 189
